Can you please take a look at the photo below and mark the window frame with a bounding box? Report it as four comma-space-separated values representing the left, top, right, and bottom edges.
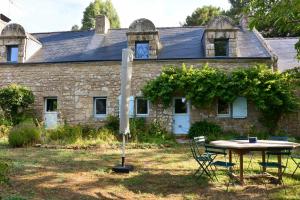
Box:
135, 41, 150, 59
214, 39, 229, 57
45, 97, 58, 113
94, 97, 107, 118
6, 45, 19, 63
173, 97, 189, 115
217, 99, 231, 118
135, 97, 149, 116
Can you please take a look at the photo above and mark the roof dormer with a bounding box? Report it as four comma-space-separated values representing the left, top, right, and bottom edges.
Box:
204, 16, 239, 57
127, 18, 162, 59
0, 23, 42, 63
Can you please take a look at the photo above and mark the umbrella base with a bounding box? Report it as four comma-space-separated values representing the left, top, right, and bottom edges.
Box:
112, 165, 134, 173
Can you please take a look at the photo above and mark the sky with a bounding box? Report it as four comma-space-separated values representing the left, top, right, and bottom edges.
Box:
0, 0, 231, 33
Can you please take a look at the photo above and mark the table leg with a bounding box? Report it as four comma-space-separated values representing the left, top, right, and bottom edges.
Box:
240, 152, 244, 184
262, 151, 266, 172
229, 150, 232, 172
278, 154, 282, 182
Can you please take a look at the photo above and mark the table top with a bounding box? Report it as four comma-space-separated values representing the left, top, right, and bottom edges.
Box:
210, 140, 300, 150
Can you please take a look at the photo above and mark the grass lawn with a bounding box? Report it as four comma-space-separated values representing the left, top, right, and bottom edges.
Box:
0, 139, 300, 200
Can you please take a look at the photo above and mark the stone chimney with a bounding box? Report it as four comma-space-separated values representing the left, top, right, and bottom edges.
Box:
0, 14, 11, 33
95, 15, 110, 34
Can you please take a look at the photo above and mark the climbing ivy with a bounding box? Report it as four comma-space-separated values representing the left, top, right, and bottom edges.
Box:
142, 64, 299, 132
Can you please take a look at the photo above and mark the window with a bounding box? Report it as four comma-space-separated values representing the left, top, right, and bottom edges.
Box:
174, 98, 188, 114
135, 41, 149, 59
136, 97, 149, 115
94, 97, 107, 117
214, 39, 228, 57
217, 99, 230, 117
45, 98, 57, 112
7, 45, 19, 62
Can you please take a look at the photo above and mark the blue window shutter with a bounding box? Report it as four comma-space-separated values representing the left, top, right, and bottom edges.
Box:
232, 97, 247, 119
129, 96, 135, 118
119, 95, 135, 118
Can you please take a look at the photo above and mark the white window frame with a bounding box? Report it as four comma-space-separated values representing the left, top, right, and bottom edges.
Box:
217, 99, 231, 118
45, 97, 58, 113
135, 97, 149, 117
94, 97, 107, 118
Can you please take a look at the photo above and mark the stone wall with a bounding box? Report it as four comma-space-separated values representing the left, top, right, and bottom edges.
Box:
0, 59, 275, 133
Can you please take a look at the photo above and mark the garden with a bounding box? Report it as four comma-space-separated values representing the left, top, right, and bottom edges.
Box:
1, 65, 300, 199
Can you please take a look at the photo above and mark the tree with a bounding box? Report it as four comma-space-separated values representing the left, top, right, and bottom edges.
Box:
81, 0, 120, 30
71, 25, 79, 31
183, 6, 222, 26
0, 84, 34, 125
245, 0, 300, 59
224, 0, 250, 23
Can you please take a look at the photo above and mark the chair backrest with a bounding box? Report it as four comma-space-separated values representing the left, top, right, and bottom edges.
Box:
194, 136, 205, 144
268, 136, 288, 141
204, 144, 227, 155
190, 139, 201, 159
234, 136, 248, 140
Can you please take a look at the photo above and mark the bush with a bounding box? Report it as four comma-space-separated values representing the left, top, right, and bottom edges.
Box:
0, 84, 34, 125
104, 115, 119, 133
47, 125, 82, 143
0, 160, 9, 185
188, 120, 222, 141
0, 125, 11, 138
8, 123, 41, 147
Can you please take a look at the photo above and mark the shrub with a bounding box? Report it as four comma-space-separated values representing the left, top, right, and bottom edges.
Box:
0, 84, 34, 125
188, 120, 222, 141
0, 160, 9, 185
0, 125, 11, 138
47, 125, 82, 143
129, 118, 147, 142
96, 127, 117, 142
104, 115, 119, 133
8, 123, 41, 147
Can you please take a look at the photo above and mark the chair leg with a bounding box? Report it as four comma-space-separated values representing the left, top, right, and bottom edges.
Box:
291, 157, 300, 177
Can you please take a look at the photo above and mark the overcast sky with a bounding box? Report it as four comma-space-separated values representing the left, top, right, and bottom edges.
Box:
0, 0, 231, 33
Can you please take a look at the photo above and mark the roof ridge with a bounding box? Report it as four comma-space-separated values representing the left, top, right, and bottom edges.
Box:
265, 37, 300, 40
31, 29, 94, 35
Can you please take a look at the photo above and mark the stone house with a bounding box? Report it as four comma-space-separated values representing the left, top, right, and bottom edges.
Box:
0, 14, 299, 135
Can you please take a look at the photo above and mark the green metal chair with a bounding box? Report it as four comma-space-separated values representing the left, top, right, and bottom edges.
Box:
233, 136, 254, 170
204, 144, 235, 181
266, 136, 291, 174
189, 137, 214, 180
291, 154, 300, 177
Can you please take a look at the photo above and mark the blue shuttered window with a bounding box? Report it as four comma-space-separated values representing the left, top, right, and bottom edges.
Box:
232, 97, 247, 119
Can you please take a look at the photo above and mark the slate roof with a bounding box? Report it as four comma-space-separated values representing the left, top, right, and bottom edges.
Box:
27, 27, 271, 63
265, 38, 300, 71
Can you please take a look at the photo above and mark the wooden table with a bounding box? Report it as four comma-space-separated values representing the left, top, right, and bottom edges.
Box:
210, 140, 300, 184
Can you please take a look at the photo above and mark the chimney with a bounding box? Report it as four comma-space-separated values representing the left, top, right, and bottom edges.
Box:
0, 14, 11, 33
95, 15, 110, 34
239, 14, 249, 30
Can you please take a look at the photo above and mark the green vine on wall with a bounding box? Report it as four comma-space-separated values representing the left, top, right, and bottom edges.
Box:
142, 64, 299, 132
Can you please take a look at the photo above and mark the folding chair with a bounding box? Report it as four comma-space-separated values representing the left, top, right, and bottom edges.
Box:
266, 136, 291, 173
233, 136, 254, 170
291, 154, 300, 177
189, 138, 214, 180
204, 144, 235, 190
258, 147, 291, 195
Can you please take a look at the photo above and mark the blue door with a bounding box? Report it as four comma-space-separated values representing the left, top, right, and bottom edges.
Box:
173, 98, 190, 134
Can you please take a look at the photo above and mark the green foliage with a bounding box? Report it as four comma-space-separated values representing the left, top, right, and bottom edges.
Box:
104, 115, 119, 133
188, 121, 222, 140
183, 6, 222, 26
142, 65, 299, 131
47, 125, 82, 143
0, 84, 34, 125
46, 124, 117, 144
8, 123, 41, 147
71, 24, 79, 31
81, 0, 120, 30
245, 0, 300, 58
0, 160, 9, 185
